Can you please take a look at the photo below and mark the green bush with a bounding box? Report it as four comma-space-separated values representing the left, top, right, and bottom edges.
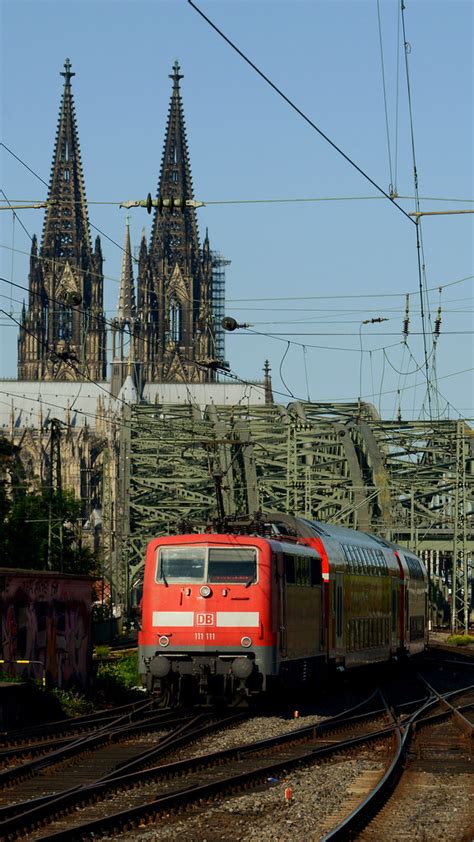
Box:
50, 688, 94, 716
446, 634, 474, 647
94, 645, 111, 658
0, 670, 23, 683
95, 653, 140, 700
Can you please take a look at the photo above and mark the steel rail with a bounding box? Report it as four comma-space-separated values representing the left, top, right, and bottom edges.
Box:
0, 708, 186, 788
26, 724, 398, 840
0, 693, 396, 839
418, 676, 474, 735
0, 698, 153, 747
321, 680, 474, 840
0, 711, 244, 826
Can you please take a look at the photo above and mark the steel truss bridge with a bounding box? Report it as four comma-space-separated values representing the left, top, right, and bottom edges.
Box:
117, 401, 474, 631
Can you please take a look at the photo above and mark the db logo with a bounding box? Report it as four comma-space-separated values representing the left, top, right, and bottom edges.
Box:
196, 613, 215, 626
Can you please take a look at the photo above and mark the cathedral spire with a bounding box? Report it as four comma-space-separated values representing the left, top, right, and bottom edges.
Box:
149, 60, 197, 267
41, 58, 91, 261
137, 62, 215, 384
117, 217, 136, 321
18, 60, 106, 382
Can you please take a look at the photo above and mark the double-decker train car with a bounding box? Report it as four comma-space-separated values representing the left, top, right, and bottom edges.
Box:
138, 514, 428, 703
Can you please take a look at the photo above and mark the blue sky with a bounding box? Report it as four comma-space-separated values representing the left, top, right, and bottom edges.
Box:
1, 0, 473, 418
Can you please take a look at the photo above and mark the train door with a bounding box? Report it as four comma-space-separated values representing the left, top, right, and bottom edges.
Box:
405, 584, 410, 649
277, 553, 287, 658
335, 572, 344, 652
391, 579, 399, 650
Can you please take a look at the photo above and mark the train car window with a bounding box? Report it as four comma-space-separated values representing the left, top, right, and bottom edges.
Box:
368, 549, 376, 574
362, 548, 372, 574
370, 549, 377, 575
346, 546, 355, 573
157, 547, 206, 582
405, 555, 424, 581
355, 546, 367, 573
410, 615, 425, 639
310, 558, 322, 586
208, 548, 257, 584
348, 546, 359, 572
295, 556, 311, 586
377, 550, 387, 573
344, 545, 351, 568
284, 554, 295, 584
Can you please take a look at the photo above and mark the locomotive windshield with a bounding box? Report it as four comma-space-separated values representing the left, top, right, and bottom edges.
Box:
158, 547, 206, 582
208, 548, 256, 584
156, 546, 257, 584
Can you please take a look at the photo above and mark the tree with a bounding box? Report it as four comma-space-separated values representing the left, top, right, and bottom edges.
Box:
0, 437, 98, 576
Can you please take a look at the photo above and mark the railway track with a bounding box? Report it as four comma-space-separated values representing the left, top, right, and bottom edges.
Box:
0, 704, 188, 787
0, 699, 152, 750
0, 699, 159, 767
0, 691, 397, 840
1, 660, 471, 840
321, 679, 474, 841
0, 708, 250, 839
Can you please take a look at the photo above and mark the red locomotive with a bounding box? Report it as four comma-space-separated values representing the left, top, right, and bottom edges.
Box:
138, 514, 428, 703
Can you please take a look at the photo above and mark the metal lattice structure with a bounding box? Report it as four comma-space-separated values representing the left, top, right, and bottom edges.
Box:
126, 401, 474, 629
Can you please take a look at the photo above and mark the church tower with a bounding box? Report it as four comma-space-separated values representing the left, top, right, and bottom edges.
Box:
110, 217, 140, 396
136, 62, 215, 383
18, 59, 107, 382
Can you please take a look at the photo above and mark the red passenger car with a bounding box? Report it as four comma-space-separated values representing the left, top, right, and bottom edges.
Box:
138, 514, 428, 703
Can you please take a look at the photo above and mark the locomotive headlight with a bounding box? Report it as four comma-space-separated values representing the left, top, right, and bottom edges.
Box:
241, 636, 252, 648
200, 585, 212, 597
152, 656, 171, 677
158, 635, 170, 647
232, 657, 253, 678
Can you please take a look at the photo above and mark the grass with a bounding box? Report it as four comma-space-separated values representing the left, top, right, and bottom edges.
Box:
94, 652, 141, 701
94, 645, 111, 658
446, 633, 474, 646
50, 688, 94, 716
0, 670, 23, 683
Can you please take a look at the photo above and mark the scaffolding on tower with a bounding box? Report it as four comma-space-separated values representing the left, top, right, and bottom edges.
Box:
210, 251, 230, 375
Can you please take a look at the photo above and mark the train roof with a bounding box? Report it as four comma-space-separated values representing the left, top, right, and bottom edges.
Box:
265, 513, 391, 549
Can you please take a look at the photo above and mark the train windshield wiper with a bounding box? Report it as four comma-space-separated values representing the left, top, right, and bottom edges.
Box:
160, 561, 169, 587
245, 572, 255, 588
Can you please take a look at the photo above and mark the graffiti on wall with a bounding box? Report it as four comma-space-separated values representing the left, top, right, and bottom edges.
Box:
0, 572, 92, 688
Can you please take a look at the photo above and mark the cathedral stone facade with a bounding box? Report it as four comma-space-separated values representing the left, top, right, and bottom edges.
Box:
18, 60, 107, 383
135, 62, 216, 386
2, 59, 268, 590
18, 59, 216, 389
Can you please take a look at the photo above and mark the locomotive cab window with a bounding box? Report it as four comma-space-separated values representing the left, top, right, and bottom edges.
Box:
208, 548, 257, 584
156, 546, 257, 584
157, 547, 206, 582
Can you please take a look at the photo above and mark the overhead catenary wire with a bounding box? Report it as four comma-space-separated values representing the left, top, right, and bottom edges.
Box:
400, 1, 433, 418
187, 0, 416, 226
376, 0, 394, 192
0, 143, 139, 264
216, 359, 472, 415
0, 237, 472, 300
1, 193, 473, 207
226, 272, 474, 301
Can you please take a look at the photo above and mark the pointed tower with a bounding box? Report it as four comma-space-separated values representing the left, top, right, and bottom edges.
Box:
18, 59, 107, 382
136, 61, 215, 383
111, 218, 141, 396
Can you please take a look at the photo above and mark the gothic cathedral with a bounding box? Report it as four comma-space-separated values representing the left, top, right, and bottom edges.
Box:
18, 59, 218, 387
